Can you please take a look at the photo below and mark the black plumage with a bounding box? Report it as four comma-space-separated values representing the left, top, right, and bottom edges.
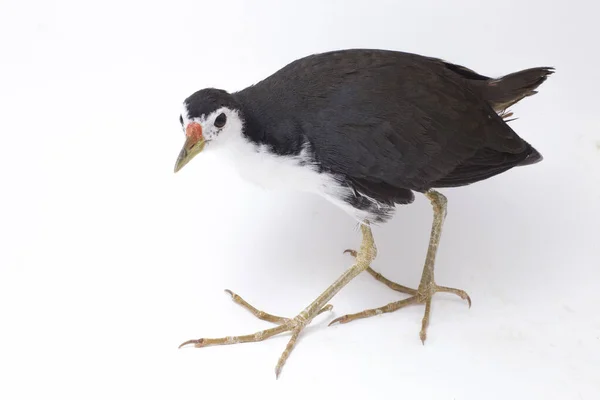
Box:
184, 49, 552, 221
176, 49, 554, 376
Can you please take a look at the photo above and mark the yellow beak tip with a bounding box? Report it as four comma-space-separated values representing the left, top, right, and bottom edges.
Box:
174, 138, 205, 173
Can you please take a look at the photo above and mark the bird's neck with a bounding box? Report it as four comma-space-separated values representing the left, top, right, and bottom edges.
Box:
231, 91, 267, 146
233, 91, 308, 158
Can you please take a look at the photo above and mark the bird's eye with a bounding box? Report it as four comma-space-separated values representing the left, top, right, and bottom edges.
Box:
179, 115, 184, 126
214, 113, 227, 128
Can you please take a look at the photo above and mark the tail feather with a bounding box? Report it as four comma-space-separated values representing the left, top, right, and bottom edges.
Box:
483, 67, 555, 112
439, 61, 552, 171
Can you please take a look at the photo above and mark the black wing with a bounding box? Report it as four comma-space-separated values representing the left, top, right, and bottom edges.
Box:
298, 52, 534, 191
238, 50, 538, 203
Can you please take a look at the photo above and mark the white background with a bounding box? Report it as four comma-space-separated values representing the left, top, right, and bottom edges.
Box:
1, 0, 599, 398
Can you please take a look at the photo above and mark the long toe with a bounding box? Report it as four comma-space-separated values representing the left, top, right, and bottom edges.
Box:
329, 282, 471, 344
179, 289, 335, 378
435, 285, 472, 307
329, 296, 419, 326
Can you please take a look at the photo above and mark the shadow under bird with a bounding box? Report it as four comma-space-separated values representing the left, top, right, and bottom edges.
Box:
173, 48, 553, 378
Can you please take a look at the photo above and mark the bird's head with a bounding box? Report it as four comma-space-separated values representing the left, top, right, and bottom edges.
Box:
174, 88, 243, 172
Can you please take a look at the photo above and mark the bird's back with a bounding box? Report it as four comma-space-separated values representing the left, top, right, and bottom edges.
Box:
235, 49, 551, 206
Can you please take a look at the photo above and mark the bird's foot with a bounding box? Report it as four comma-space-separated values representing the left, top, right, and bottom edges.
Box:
330, 249, 470, 343
178, 289, 332, 378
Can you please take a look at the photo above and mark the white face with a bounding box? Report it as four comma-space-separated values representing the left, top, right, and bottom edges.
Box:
180, 104, 244, 149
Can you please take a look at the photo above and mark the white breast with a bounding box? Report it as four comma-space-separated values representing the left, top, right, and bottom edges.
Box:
219, 132, 332, 192
213, 130, 375, 223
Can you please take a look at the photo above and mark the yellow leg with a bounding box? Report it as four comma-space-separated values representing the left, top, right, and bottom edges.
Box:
179, 223, 377, 378
330, 190, 471, 343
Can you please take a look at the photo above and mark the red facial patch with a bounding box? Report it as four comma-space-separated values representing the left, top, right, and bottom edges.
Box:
185, 122, 203, 142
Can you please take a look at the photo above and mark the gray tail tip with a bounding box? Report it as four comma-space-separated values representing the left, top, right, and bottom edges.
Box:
524, 66, 556, 85
541, 66, 556, 75
536, 67, 556, 81
520, 146, 543, 166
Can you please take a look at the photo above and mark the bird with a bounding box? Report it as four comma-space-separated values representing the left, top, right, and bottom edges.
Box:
173, 48, 553, 378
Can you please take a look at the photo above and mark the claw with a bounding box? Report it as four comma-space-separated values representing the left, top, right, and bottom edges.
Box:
328, 316, 347, 326
435, 285, 472, 308
178, 338, 204, 349
343, 249, 358, 257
